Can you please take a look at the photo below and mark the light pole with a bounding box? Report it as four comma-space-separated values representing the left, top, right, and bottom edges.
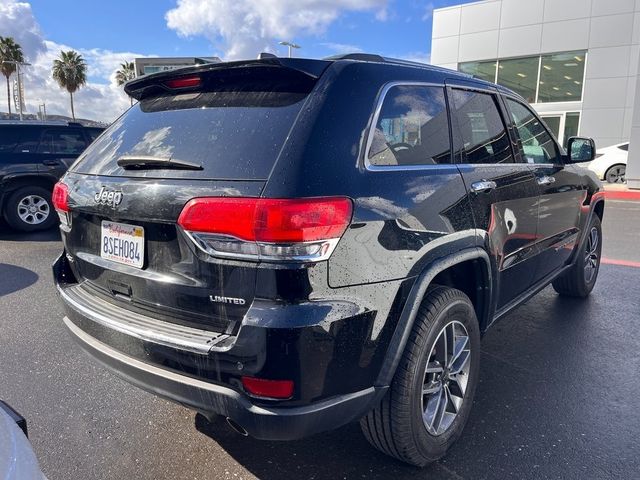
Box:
2, 60, 31, 121
279, 41, 301, 58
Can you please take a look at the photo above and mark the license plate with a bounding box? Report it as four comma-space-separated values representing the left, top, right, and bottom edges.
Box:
100, 221, 144, 268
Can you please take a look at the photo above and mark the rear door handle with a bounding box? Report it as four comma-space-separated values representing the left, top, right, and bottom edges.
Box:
537, 175, 556, 185
42, 159, 61, 166
470, 180, 497, 193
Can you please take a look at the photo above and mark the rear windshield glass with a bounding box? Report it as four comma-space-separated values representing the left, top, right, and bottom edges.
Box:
71, 89, 308, 180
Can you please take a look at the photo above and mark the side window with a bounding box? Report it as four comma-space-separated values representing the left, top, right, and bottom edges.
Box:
449, 89, 514, 164
0, 128, 18, 152
368, 85, 451, 166
85, 128, 103, 143
505, 98, 561, 164
37, 129, 88, 155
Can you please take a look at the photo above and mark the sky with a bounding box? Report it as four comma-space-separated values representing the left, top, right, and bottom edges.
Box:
0, 0, 473, 123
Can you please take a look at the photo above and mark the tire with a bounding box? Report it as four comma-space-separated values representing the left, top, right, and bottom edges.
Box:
604, 164, 626, 184
552, 215, 602, 297
3, 186, 57, 232
360, 286, 481, 467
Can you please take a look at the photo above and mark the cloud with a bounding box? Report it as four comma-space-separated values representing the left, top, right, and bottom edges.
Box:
319, 42, 363, 54
422, 2, 436, 21
165, 0, 388, 60
0, 1, 146, 123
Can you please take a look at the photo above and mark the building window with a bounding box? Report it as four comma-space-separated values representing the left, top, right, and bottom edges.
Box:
458, 60, 497, 83
538, 52, 586, 103
496, 57, 539, 104
563, 112, 580, 148
458, 51, 586, 104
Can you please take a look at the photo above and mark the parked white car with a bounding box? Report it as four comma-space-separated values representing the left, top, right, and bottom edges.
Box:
587, 142, 628, 183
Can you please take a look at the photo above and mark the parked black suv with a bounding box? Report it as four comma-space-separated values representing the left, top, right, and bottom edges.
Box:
0, 121, 103, 231
52, 55, 603, 466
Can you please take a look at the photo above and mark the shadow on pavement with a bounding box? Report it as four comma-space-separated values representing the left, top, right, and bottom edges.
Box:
0, 225, 60, 242
0, 263, 39, 296
194, 414, 460, 480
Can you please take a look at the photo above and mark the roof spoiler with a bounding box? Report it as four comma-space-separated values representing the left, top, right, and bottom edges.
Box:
124, 57, 331, 100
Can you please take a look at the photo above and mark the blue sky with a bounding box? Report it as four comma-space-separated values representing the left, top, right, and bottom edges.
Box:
1, 0, 474, 121
28, 0, 470, 64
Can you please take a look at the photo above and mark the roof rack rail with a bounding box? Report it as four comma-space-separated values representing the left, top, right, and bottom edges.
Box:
323, 53, 386, 62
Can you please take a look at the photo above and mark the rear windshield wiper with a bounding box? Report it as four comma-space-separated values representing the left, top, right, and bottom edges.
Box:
117, 155, 203, 170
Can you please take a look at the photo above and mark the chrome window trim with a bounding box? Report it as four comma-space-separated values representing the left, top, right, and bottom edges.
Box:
363, 81, 452, 172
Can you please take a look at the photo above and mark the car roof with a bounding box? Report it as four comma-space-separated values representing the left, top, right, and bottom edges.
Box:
125, 53, 522, 101
0, 120, 95, 128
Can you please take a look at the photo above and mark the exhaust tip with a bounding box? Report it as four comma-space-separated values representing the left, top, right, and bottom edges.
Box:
225, 417, 249, 436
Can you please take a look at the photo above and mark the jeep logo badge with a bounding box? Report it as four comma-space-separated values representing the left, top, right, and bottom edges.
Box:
94, 186, 123, 208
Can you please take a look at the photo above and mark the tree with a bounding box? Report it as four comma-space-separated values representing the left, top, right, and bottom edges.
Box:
0, 37, 24, 117
115, 61, 135, 106
52, 50, 87, 120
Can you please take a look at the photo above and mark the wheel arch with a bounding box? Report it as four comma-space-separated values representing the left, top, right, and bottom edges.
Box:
0, 174, 58, 212
374, 247, 494, 388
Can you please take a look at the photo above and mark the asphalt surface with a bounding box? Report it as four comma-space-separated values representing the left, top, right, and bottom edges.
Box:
1, 201, 639, 480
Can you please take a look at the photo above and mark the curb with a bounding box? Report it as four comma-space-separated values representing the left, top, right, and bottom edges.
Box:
603, 190, 640, 201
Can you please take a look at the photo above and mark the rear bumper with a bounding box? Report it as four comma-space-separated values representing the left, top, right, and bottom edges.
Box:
63, 316, 383, 440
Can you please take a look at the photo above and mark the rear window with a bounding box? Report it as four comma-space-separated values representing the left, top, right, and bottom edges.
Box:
71, 89, 309, 180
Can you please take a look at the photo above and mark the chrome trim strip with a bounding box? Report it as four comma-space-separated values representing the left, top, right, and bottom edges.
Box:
363, 81, 453, 173
63, 316, 254, 401
59, 284, 222, 354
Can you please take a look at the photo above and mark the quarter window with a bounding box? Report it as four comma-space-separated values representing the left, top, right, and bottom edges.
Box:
37, 129, 87, 155
368, 85, 452, 166
450, 89, 513, 164
505, 98, 561, 164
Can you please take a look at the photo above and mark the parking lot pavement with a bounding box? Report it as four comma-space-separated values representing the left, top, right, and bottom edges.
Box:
1, 201, 639, 480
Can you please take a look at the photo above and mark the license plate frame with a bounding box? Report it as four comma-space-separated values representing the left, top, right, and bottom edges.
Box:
100, 221, 145, 269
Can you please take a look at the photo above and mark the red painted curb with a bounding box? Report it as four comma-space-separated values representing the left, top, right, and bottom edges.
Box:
603, 190, 640, 201
601, 258, 640, 268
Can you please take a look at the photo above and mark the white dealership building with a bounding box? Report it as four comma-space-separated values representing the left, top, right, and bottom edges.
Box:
430, 0, 640, 189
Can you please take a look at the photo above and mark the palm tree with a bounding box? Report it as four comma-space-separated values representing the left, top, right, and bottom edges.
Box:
115, 61, 135, 106
0, 37, 24, 118
52, 50, 87, 120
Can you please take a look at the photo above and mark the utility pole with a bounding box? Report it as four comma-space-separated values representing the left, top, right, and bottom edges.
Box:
279, 41, 301, 58
2, 60, 31, 121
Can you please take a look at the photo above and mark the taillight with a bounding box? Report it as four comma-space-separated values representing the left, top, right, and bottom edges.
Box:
163, 76, 201, 89
52, 182, 69, 212
177, 197, 353, 262
241, 377, 294, 400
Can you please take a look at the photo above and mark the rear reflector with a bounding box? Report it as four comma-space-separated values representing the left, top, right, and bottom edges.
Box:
241, 377, 294, 400
52, 182, 69, 212
177, 197, 352, 262
163, 76, 201, 89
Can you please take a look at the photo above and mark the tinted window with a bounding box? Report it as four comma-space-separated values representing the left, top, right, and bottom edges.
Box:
618, 143, 629, 152
37, 129, 87, 155
450, 89, 513, 164
505, 98, 560, 164
0, 127, 18, 152
85, 128, 103, 143
368, 85, 451, 166
72, 90, 308, 179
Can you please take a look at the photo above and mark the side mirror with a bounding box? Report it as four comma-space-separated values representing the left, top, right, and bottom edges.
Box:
566, 136, 596, 163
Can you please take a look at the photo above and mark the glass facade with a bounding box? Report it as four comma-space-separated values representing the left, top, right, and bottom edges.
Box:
458, 60, 497, 83
538, 52, 586, 103
458, 50, 586, 104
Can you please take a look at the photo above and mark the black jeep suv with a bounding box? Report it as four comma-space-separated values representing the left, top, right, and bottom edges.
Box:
0, 121, 103, 231
52, 55, 602, 466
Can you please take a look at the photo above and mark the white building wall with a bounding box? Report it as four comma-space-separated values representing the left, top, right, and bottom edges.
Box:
431, 0, 640, 158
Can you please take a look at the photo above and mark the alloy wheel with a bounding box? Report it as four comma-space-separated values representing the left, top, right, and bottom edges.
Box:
606, 166, 626, 183
17, 195, 50, 225
421, 320, 471, 436
584, 226, 600, 284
